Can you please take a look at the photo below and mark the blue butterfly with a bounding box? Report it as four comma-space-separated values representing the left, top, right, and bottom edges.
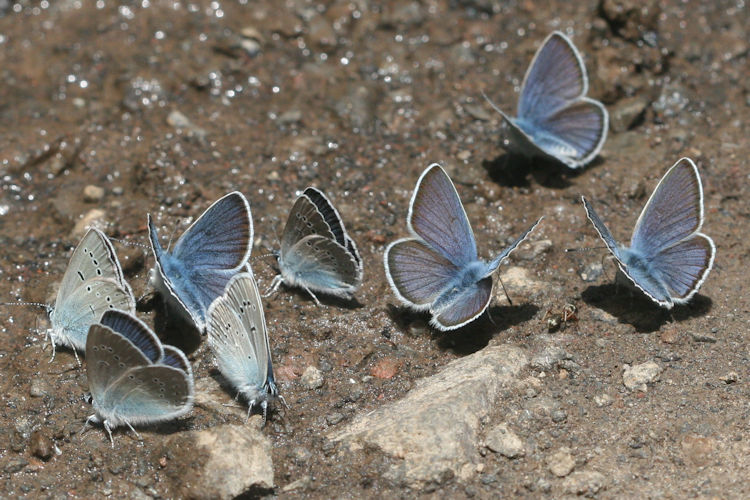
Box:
266, 187, 362, 304
47, 228, 135, 361
148, 192, 253, 333
85, 309, 194, 446
484, 31, 608, 169
208, 272, 282, 421
582, 157, 716, 308
384, 164, 543, 330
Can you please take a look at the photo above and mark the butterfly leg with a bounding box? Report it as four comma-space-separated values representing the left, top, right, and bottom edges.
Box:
262, 275, 283, 298
497, 277, 513, 306
125, 421, 143, 446
80, 414, 97, 437
71, 346, 81, 367
103, 419, 116, 448
301, 285, 322, 307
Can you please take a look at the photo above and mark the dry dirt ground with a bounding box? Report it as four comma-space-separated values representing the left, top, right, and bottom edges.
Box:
0, 0, 748, 498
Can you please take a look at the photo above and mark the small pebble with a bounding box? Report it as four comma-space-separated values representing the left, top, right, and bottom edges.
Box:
546, 447, 576, 477
83, 185, 105, 203
690, 331, 717, 343
29, 379, 49, 398
29, 430, 54, 461
70, 209, 107, 239
623, 361, 662, 392
300, 365, 324, 390
325, 412, 345, 425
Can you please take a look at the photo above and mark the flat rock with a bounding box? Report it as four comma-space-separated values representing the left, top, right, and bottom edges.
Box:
329, 345, 528, 488
497, 266, 559, 301
153, 424, 273, 499
623, 361, 662, 392
484, 423, 525, 458
562, 470, 607, 495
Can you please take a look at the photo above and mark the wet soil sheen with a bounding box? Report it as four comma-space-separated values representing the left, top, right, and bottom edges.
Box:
1, 0, 748, 498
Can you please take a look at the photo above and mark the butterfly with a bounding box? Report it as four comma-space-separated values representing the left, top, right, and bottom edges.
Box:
384, 164, 543, 330
148, 191, 253, 333
46, 228, 135, 361
582, 157, 716, 308
85, 309, 194, 446
207, 272, 282, 421
483, 31, 608, 169
266, 187, 362, 304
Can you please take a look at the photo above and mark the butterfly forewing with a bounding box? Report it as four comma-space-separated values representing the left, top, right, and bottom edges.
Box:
99, 309, 163, 362
281, 194, 336, 255
630, 158, 704, 256
170, 191, 253, 272
385, 238, 459, 309
409, 164, 477, 266
207, 273, 270, 394
55, 229, 130, 312
51, 278, 136, 350
86, 323, 153, 402
518, 32, 586, 120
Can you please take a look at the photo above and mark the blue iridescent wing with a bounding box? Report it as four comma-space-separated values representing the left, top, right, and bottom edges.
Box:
648, 235, 715, 304
581, 196, 626, 262
432, 277, 493, 331
518, 32, 588, 120
630, 158, 705, 256
170, 191, 253, 272
384, 238, 458, 310
408, 164, 477, 266
486, 217, 544, 274
99, 310, 163, 363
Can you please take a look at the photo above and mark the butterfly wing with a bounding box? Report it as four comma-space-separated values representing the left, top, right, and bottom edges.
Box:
629, 158, 715, 304
50, 278, 136, 351
55, 229, 131, 313
207, 273, 270, 397
86, 322, 154, 405
170, 191, 253, 272
281, 235, 361, 296
407, 164, 477, 266
281, 192, 337, 256
384, 238, 459, 310
99, 309, 163, 363
87, 320, 193, 426
630, 158, 706, 255
647, 235, 715, 304
303, 187, 362, 266
518, 32, 588, 119
431, 277, 494, 331
581, 196, 626, 262
486, 217, 544, 274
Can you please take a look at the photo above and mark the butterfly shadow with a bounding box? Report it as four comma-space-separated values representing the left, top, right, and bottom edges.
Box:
138, 292, 203, 355
482, 153, 587, 190
386, 302, 538, 355
279, 285, 365, 310
581, 283, 713, 333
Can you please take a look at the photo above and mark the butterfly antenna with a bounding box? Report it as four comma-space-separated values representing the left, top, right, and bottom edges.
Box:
0, 300, 51, 310
497, 277, 513, 307
564, 246, 608, 253
108, 237, 150, 250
